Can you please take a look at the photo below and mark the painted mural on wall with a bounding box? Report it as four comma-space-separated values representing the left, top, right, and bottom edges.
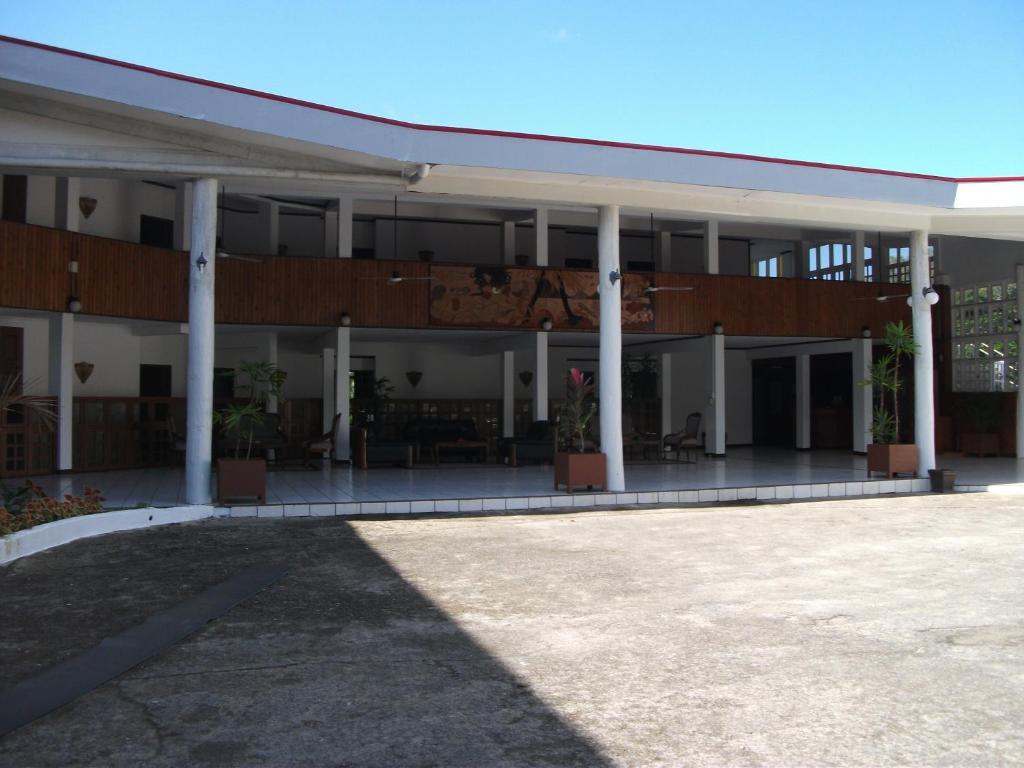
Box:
429, 266, 654, 331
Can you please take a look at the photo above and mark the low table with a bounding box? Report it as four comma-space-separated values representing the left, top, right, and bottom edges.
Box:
433, 440, 489, 464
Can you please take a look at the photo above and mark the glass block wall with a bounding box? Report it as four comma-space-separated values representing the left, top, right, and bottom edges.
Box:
952, 281, 1020, 392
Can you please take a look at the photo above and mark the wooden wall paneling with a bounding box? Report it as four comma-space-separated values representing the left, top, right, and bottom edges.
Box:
0, 221, 67, 312
380, 261, 429, 328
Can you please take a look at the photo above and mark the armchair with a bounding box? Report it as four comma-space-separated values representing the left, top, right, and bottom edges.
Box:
663, 411, 702, 463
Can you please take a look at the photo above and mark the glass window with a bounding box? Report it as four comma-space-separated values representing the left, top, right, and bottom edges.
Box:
952, 280, 1020, 392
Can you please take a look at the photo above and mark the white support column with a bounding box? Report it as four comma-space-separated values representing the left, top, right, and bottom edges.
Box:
707, 332, 726, 456
336, 195, 353, 258
1017, 264, 1024, 459
534, 207, 548, 267
265, 332, 279, 414
186, 177, 217, 505
658, 231, 672, 273
853, 336, 873, 454
321, 347, 336, 436
795, 353, 811, 450
598, 205, 625, 491
794, 240, 808, 279
534, 332, 549, 421
54, 177, 80, 232
48, 312, 74, 471
660, 352, 672, 440
853, 231, 866, 281
259, 200, 280, 256
502, 350, 515, 437
703, 220, 719, 274
910, 229, 935, 477
333, 326, 351, 462
502, 221, 516, 266
173, 181, 192, 251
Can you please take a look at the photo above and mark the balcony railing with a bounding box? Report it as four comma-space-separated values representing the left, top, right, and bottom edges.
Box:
0, 220, 912, 337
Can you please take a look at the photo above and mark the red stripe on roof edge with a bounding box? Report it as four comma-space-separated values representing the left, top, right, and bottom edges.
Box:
2, 35, 1023, 185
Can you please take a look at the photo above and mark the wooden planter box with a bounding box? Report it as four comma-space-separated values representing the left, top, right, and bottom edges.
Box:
960, 433, 1000, 457
866, 443, 918, 479
217, 458, 267, 504
554, 452, 606, 493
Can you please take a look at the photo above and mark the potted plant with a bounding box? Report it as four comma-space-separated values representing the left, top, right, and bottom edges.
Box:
959, 394, 1000, 456
554, 368, 606, 492
215, 360, 285, 504
863, 321, 919, 478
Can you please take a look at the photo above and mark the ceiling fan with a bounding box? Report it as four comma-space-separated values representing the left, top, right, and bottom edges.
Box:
851, 292, 911, 303
386, 270, 435, 285
644, 286, 695, 294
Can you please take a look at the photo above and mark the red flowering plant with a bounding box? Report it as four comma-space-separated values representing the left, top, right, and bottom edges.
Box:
0, 479, 105, 536
557, 368, 597, 453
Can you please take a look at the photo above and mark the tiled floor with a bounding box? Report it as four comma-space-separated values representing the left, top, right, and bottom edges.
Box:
22, 448, 1024, 511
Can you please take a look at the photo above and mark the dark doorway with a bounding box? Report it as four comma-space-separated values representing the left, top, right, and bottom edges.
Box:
213, 367, 235, 400
811, 353, 853, 449
752, 357, 795, 447
2, 175, 27, 223
139, 364, 172, 397
139, 215, 174, 249
0, 327, 23, 380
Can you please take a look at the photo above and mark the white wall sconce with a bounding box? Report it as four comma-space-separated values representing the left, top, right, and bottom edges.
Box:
922, 286, 940, 305
540, 318, 553, 331
712, 322, 724, 335
339, 312, 351, 327
862, 326, 872, 338
66, 296, 81, 313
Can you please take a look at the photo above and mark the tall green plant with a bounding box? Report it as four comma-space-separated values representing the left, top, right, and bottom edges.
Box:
862, 321, 919, 444
0, 374, 57, 430
557, 368, 597, 453
214, 360, 285, 459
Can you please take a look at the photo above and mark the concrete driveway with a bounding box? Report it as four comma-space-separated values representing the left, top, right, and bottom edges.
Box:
1, 493, 1022, 766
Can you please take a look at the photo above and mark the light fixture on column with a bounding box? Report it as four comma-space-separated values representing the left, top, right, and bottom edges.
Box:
406, 371, 423, 388
862, 326, 871, 338
608, 269, 622, 286
78, 197, 97, 219
339, 311, 352, 327
713, 322, 724, 335
195, 253, 208, 272
74, 361, 94, 383
66, 296, 82, 313
518, 371, 534, 388
922, 286, 940, 305
540, 318, 553, 332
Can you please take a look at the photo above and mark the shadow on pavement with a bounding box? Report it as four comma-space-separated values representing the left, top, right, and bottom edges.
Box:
0, 517, 613, 767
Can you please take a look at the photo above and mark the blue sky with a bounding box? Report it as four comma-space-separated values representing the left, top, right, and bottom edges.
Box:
5, 0, 1022, 176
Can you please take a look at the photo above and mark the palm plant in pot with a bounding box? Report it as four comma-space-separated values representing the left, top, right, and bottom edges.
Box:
214, 360, 285, 504
554, 368, 606, 492
863, 321, 919, 478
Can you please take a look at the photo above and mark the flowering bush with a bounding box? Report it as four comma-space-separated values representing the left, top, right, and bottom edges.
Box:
0, 480, 105, 535
557, 368, 597, 453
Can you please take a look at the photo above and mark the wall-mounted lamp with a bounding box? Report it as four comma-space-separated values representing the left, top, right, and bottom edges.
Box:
608, 269, 622, 286
541, 318, 553, 332
339, 312, 352, 327
862, 326, 872, 338
922, 286, 940, 306
68, 260, 79, 274
518, 371, 534, 388
712, 322, 724, 335
406, 371, 423, 388
78, 197, 97, 219
1013, 317, 1021, 328
66, 296, 82, 313
195, 253, 208, 273
74, 361, 94, 383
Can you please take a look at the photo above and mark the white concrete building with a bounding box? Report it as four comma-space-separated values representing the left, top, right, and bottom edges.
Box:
1, 36, 1022, 505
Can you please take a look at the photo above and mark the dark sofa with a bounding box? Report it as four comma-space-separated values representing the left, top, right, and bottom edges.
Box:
351, 426, 414, 469
503, 420, 555, 466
